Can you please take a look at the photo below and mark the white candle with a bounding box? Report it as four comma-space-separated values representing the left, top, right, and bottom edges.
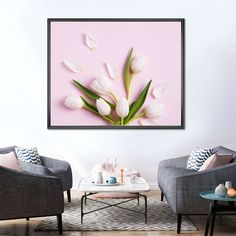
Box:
113, 157, 116, 175
106, 158, 109, 180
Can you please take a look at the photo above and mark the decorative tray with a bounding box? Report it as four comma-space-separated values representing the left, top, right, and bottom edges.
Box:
93, 182, 119, 186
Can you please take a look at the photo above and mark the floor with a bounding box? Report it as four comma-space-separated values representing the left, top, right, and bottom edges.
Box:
0, 191, 235, 236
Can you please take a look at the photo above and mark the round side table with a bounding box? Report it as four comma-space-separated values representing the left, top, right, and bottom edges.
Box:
199, 191, 236, 236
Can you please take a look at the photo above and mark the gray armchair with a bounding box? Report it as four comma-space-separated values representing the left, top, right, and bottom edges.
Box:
157, 146, 236, 234
1, 146, 73, 202
0, 166, 64, 234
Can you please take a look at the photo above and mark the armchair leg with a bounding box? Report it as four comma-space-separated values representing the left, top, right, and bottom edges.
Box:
67, 189, 71, 202
177, 214, 182, 234
161, 191, 164, 201
57, 214, 63, 234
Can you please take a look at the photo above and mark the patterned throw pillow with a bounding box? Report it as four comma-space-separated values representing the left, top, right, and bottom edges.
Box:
15, 147, 42, 165
199, 153, 233, 171
187, 148, 213, 171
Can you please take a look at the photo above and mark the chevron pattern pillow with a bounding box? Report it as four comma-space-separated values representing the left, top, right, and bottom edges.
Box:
187, 148, 213, 170
15, 147, 42, 165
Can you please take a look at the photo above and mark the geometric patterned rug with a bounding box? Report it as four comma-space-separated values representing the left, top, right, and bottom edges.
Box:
35, 197, 198, 231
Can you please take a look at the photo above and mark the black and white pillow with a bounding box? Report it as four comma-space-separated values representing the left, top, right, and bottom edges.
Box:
187, 148, 213, 171
15, 147, 42, 165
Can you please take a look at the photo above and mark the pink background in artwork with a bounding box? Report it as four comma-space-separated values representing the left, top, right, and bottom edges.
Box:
50, 21, 182, 126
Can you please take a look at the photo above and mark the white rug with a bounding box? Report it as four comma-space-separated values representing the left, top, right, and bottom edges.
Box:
35, 197, 198, 231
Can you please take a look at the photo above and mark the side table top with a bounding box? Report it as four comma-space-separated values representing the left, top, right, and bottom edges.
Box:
200, 191, 236, 202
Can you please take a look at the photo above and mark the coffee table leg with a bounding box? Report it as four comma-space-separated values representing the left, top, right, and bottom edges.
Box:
81, 194, 85, 224
205, 202, 213, 236
137, 193, 140, 205
141, 194, 147, 223
85, 192, 87, 206
139, 193, 147, 223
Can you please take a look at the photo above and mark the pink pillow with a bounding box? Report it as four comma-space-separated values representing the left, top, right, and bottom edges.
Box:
0, 152, 22, 172
199, 153, 233, 171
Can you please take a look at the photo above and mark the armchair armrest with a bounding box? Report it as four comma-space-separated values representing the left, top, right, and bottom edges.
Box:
40, 155, 72, 191
19, 160, 54, 176
0, 166, 64, 220
175, 162, 236, 214
177, 162, 236, 188
40, 155, 70, 170
158, 155, 189, 168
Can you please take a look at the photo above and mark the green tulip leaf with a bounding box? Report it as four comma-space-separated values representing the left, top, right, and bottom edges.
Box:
124, 48, 134, 95
73, 80, 115, 109
124, 80, 152, 124
129, 101, 135, 110
81, 96, 114, 124
80, 96, 98, 114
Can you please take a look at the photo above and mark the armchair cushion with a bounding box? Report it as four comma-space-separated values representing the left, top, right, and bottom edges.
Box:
0, 146, 16, 154
15, 147, 42, 166
186, 148, 213, 170
213, 146, 236, 161
199, 153, 233, 171
0, 152, 22, 172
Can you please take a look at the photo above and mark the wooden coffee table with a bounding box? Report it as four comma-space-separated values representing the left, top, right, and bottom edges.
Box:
79, 177, 150, 223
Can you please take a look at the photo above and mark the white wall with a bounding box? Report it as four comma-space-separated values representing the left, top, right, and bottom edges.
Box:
0, 0, 236, 188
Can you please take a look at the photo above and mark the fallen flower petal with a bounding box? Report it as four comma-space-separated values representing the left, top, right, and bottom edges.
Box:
85, 33, 96, 50
105, 62, 120, 80
63, 60, 83, 73
152, 82, 170, 99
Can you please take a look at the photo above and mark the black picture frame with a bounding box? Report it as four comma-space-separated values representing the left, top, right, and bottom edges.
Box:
47, 18, 185, 129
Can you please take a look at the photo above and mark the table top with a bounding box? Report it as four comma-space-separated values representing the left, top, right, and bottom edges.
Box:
199, 191, 236, 202
79, 177, 150, 193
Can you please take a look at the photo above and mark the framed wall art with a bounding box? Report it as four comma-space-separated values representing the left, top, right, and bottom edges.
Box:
48, 18, 185, 129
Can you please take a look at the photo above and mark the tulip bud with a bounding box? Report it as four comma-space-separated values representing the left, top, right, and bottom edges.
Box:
64, 95, 84, 110
116, 98, 129, 118
96, 98, 111, 116
90, 76, 112, 95
131, 56, 145, 73
144, 104, 164, 118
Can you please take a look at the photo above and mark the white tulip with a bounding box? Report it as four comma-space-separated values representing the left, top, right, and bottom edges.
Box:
131, 56, 146, 73
90, 76, 112, 95
116, 98, 129, 118
64, 95, 84, 110
144, 104, 164, 118
96, 99, 111, 116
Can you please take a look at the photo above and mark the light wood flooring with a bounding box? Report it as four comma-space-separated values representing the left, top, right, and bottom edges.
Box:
0, 191, 235, 236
